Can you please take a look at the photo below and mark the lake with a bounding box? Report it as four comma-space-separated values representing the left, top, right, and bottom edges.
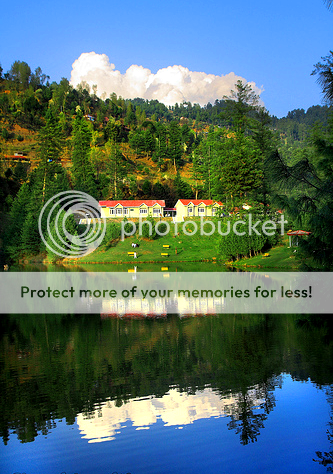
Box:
1, 313, 332, 474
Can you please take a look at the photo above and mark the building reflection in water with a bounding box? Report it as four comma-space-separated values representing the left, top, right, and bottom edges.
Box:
77, 386, 265, 443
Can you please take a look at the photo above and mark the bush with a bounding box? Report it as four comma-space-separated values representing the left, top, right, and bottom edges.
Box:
122, 218, 135, 237
217, 217, 274, 261
102, 221, 121, 247
141, 216, 157, 240
156, 222, 168, 236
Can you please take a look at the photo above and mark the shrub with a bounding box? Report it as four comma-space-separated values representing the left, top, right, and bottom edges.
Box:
102, 221, 121, 247
141, 216, 157, 240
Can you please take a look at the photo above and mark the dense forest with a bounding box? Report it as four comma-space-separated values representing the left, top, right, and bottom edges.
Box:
1, 57, 333, 267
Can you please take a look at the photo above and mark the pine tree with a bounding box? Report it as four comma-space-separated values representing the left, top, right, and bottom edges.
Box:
46, 208, 77, 262
168, 121, 183, 171
5, 108, 72, 259
105, 139, 126, 199
173, 171, 193, 200
71, 108, 97, 197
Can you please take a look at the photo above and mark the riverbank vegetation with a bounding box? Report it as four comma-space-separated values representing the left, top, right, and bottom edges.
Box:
1, 56, 333, 269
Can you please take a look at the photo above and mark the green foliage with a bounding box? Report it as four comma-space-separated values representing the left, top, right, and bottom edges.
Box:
105, 139, 127, 199
4, 161, 71, 259
37, 106, 64, 164
129, 129, 145, 155
1, 57, 333, 265
141, 215, 157, 240
8, 61, 31, 90
71, 108, 97, 197
1, 128, 10, 140
119, 218, 133, 241
168, 120, 183, 168
312, 50, 333, 105
124, 101, 136, 126
266, 125, 333, 268
194, 127, 263, 202
221, 80, 260, 133
104, 117, 125, 142
217, 216, 277, 261
142, 179, 152, 196
173, 171, 193, 200
152, 181, 165, 199
46, 208, 77, 263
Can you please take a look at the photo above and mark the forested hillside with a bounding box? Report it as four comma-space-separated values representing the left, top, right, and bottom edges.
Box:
1, 59, 333, 267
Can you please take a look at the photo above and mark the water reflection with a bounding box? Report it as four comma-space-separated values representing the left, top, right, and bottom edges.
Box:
77, 375, 284, 446
77, 388, 237, 443
1, 314, 333, 473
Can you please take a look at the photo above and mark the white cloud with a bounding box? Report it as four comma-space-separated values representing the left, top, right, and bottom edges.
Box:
70, 52, 263, 106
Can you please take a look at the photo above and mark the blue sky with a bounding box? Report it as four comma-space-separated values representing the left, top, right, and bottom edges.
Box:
1, 0, 332, 117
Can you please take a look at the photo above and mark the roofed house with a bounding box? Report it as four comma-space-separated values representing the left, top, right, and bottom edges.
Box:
175, 199, 223, 220
99, 200, 165, 218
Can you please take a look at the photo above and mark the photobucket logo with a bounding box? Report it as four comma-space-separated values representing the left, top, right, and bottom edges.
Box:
121, 215, 288, 240
38, 191, 106, 258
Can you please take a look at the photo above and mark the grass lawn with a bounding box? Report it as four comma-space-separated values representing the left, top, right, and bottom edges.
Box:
64, 220, 222, 265
63, 220, 308, 270
230, 237, 304, 270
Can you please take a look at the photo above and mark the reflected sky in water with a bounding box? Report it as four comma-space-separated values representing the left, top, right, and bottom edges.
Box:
1, 314, 332, 474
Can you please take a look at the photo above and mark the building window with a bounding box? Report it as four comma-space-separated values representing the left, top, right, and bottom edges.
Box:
140, 208, 148, 214
123, 208, 128, 215
117, 208, 122, 215
188, 207, 193, 214
212, 208, 216, 215
153, 208, 160, 215
109, 208, 115, 215
198, 207, 205, 214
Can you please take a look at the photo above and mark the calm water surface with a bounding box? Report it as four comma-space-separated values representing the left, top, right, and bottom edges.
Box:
1, 313, 333, 474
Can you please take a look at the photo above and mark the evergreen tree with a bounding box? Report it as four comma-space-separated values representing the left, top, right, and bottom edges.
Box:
252, 108, 276, 207
37, 107, 64, 198
144, 129, 155, 157
5, 108, 71, 259
220, 133, 262, 204
105, 139, 126, 199
152, 181, 165, 199
173, 171, 193, 200
5, 162, 71, 259
129, 130, 145, 156
168, 121, 183, 171
124, 102, 136, 126
142, 179, 152, 196
312, 50, 333, 105
71, 108, 97, 197
46, 208, 77, 262
222, 80, 259, 134
266, 120, 333, 268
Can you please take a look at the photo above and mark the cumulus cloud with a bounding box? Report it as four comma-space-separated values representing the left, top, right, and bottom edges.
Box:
70, 52, 263, 106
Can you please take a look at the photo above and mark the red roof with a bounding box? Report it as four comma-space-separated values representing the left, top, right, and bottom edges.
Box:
99, 200, 165, 207
177, 199, 223, 206
287, 230, 311, 236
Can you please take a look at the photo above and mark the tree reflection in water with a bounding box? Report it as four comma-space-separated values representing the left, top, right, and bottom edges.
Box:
0, 313, 332, 456
227, 377, 281, 445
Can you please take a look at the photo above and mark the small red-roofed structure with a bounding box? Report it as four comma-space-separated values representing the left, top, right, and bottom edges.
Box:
287, 230, 311, 246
